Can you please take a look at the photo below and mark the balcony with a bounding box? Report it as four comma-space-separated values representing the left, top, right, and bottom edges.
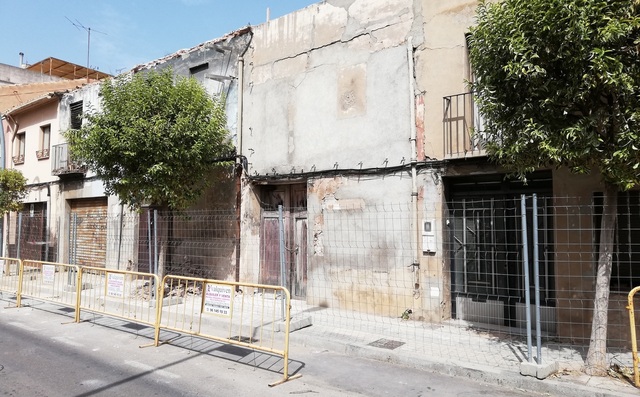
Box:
12, 154, 24, 165
443, 92, 487, 159
51, 143, 87, 177
36, 148, 50, 160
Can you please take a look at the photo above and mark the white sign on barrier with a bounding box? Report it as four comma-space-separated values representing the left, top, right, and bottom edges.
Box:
107, 273, 125, 298
204, 283, 233, 316
43, 265, 55, 284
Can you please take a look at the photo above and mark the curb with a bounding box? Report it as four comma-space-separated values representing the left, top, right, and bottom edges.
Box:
290, 327, 638, 397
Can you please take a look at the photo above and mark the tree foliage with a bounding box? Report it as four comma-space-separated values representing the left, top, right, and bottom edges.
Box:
469, 0, 640, 375
470, 0, 640, 187
66, 68, 233, 210
0, 169, 27, 214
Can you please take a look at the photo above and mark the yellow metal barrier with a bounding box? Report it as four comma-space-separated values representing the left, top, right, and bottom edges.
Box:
0, 257, 22, 307
77, 266, 160, 327
628, 286, 640, 388
19, 260, 80, 310
156, 275, 300, 386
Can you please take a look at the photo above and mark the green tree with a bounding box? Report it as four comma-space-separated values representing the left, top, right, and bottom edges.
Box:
469, 0, 640, 375
66, 68, 233, 210
0, 169, 27, 214
66, 68, 234, 276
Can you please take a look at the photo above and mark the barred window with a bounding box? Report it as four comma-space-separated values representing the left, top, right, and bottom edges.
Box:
70, 100, 83, 129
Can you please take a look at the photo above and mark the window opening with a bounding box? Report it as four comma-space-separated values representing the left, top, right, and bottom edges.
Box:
37, 124, 51, 159
70, 101, 83, 129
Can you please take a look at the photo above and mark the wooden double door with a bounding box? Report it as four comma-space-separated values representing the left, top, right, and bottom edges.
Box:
259, 184, 308, 299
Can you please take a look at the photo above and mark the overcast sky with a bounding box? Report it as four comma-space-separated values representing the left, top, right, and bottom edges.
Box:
1, 0, 318, 76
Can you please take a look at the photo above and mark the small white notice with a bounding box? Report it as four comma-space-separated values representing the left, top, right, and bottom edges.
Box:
42, 265, 55, 284
107, 273, 125, 298
203, 283, 233, 316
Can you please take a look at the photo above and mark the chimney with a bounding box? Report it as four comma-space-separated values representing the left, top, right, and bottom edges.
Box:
19, 52, 26, 68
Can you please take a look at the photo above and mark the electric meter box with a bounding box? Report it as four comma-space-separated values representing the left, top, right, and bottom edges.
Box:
422, 219, 436, 253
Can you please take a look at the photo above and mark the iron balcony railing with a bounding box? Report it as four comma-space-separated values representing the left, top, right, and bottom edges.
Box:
443, 92, 487, 159
51, 143, 87, 177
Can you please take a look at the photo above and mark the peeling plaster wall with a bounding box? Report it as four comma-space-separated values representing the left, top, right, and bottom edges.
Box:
243, 0, 417, 174
237, 0, 485, 321
239, 0, 457, 320
141, 32, 252, 148
416, 0, 478, 160
240, 0, 428, 317
306, 175, 417, 317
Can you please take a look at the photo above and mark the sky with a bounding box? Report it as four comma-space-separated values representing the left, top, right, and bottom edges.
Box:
1, 0, 319, 76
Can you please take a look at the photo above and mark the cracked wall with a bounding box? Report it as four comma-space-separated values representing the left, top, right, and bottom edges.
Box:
240, 1, 479, 321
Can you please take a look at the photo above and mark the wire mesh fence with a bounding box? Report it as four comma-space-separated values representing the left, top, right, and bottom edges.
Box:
4, 195, 639, 373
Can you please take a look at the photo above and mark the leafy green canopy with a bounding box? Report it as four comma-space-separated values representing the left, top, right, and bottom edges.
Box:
0, 169, 27, 214
470, 0, 640, 189
67, 69, 234, 210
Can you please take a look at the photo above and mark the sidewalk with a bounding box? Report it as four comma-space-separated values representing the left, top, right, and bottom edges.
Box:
287, 302, 639, 397
3, 292, 637, 396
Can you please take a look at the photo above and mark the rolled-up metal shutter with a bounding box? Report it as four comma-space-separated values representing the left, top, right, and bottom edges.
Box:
69, 198, 107, 268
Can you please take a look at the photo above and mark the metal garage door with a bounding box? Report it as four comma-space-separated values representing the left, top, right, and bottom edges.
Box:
69, 198, 108, 268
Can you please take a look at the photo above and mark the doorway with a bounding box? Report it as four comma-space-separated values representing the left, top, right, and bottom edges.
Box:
259, 184, 308, 299
445, 172, 555, 329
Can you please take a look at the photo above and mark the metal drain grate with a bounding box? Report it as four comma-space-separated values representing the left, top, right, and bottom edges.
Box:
368, 338, 405, 350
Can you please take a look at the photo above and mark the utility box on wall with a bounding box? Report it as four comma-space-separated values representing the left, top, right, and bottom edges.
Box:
422, 219, 436, 253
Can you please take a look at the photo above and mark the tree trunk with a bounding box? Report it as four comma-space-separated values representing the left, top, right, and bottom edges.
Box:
153, 207, 170, 282
585, 182, 617, 376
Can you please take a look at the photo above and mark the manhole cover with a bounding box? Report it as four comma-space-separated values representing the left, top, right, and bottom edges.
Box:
368, 338, 405, 350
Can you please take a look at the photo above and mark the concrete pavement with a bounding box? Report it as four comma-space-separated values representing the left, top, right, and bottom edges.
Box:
286, 304, 638, 397
1, 294, 637, 397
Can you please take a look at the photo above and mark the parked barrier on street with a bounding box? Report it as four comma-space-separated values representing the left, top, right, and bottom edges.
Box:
0, 259, 298, 386
628, 286, 640, 388
19, 260, 80, 310
156, 275, 299, 386
77, 266, 160, 326
0, 257, 22, 306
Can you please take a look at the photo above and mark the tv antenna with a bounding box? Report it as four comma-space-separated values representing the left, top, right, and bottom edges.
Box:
66, 17, 107, 79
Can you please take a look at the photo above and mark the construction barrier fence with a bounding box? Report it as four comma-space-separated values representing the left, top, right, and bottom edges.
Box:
17, 260, 80, 310
157, 275, 298, 386
0, 257, 295, 386
77, 266, 160, 326
0, 257, 22, 306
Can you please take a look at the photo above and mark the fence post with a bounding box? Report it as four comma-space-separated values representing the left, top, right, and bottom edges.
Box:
44, 211, 50, 262
16, 212, 23, 258
153, 209, 159, 278
521, 194, 533, 363
278, 205, 286, 322
533, 194, 542, 364
68, 213, 78, 286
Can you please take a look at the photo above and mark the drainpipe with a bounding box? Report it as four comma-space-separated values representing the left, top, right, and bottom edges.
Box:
407, 37, 420, 292
237, 56, 244, 161
234, 55, 245, 286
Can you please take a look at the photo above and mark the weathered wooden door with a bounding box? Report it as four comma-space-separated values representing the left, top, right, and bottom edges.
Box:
259, 184, 307, 299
